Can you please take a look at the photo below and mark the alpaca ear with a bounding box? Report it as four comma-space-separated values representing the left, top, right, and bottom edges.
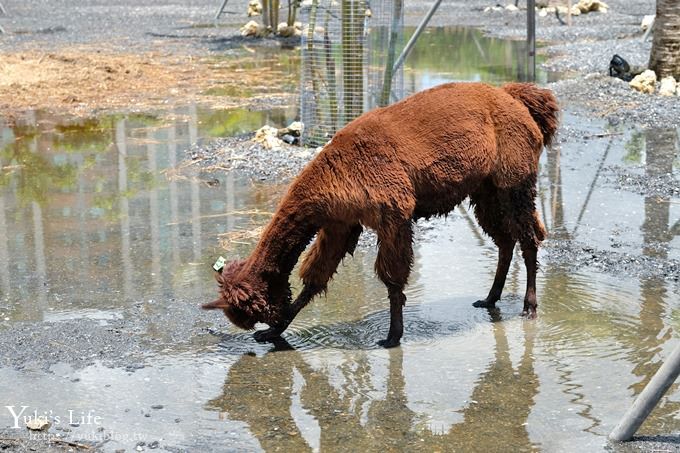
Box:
201, 299, 229, 310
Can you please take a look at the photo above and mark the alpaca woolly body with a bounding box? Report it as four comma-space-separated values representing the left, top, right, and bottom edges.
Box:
204, 81, 559, 346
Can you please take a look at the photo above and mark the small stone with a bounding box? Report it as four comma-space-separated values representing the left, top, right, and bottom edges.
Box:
148, 441, 160, 449
26, 417, 51, 431
659, 76, 677, 96
151, 405, 164, 410
629, 70, 657, 94
505, 4, 519, 12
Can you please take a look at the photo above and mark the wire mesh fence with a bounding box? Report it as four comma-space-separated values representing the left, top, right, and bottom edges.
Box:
300, 0, 404, 146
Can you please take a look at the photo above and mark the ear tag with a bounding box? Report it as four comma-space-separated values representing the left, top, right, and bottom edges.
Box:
213, 256, 226, 272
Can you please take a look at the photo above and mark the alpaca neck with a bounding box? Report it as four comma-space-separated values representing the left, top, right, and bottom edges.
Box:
250, 204, 319, 279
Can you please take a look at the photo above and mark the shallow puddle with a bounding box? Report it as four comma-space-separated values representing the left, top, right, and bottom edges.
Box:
404, 26, 550, 91
1, 29, 679, 453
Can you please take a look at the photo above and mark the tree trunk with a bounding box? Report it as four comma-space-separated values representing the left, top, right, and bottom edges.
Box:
649, 0, 680, 79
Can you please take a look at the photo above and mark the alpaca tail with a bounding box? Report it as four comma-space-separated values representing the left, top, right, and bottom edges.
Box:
502, 83, 559, 147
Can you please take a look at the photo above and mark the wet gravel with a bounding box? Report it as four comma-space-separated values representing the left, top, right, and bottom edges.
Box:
0, 427, 103, 452
544, 240, 680, 284
0, 319, 142, 371
607, 167, 680, 199
189, 135, 322, 182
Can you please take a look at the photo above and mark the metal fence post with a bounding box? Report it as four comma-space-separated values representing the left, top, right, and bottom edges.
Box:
527, 0, 536, 81
610, 342, 680, 442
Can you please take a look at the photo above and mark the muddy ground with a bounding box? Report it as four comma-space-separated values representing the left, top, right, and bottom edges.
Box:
0, 49, 297, 121
0, 0, 679, 451
2, 0, 678, 127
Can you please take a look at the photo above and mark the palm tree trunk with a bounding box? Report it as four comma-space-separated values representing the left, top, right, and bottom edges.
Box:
649, 0, 680, 79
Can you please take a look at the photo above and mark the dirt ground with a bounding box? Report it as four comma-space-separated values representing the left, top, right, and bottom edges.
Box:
0, 47, 297, 121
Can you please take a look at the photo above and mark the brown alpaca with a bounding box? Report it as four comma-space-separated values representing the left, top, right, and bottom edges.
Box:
203, 82, 559, 347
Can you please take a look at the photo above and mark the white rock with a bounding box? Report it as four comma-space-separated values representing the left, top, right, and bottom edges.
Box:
538, 8, 548, 17
641, 14, 655, 31
240, 20, 263, 37
505, 4, 519, 12
277, 22, 297, 37
253, 125, 283, 150
659, 76, 677, 97
26, 417, 51, 431
577, 0, 608, 13
247, 0, 262, 16
286, 121, 304, 135
629, 69, 657, 94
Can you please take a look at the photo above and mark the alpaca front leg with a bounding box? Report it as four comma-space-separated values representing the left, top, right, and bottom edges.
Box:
378, 286, 406, 348
375, 222, 413, 348
253, 323, 290, 342
253, 284, 321, 342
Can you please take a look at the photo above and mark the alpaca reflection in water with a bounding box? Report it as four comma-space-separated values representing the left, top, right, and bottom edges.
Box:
205, 312, 538, 451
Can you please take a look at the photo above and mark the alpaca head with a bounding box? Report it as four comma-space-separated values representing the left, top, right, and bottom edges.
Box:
201, 259, 290, 329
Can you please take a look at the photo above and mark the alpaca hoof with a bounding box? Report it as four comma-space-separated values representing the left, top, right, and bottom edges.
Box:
521, 308, 537, 319
473, 299, 496, 308
377, 337, 401, 348
253, 327, 284, 342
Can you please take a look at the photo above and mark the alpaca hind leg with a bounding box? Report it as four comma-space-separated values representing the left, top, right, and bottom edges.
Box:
508, 182, 546, 319
519, 210, 545, 318
470, 185, 517, 309
253, 223, 362, 342
521, 245, 538, 318
375, 222, 413, 348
